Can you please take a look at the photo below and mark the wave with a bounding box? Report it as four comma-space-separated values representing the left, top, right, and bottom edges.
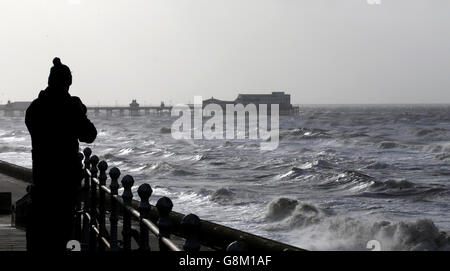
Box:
101, 151, 133, 163
147, 161, 196, 176
300, 159, 334, 169
364, 162, 391, 170
176, 153, 209, 162
369, 178, 414, 191
363, 179, 447, 198
192, 154, 208, 161
423, 143, 450, 153
264, 200, 332, 229
0, 145, 30, 153
264, 199, 450, 251
149, 161, 175, 172
280, 127, 331, 141
128, 165, 148, 172
379, 141, 400, 149
345, 132, 370, 138
272, 160, 335, 182
0, 130, 27, 138
315, 170, 375, 192
415, 128, 447, 137
210, 188, 235, 204
117, 147, 134, 156
199, 187, 260, 206
209, 161, 227, 166
272, 159, 336, 182
172, 169, 196, 176
266, 198, 299, 221
315, 170, 446, 198
160, 127, 172, 134
277, 167, 305, 181
436, 153, 450, 160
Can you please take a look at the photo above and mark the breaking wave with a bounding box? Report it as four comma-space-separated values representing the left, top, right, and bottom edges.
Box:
300, 159, 334, 169
210, 188, 235, 204
264, 199, 450, 251
423, 143, 450, 153
280, 127, 331, 141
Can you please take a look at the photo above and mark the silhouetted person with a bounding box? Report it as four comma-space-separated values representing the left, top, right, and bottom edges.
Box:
25, 57, 97, 251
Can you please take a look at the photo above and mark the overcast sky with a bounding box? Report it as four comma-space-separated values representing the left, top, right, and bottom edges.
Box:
1, 0, 449, 105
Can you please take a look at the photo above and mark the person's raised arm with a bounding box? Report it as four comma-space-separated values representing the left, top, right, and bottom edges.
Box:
71, 96, 97, 143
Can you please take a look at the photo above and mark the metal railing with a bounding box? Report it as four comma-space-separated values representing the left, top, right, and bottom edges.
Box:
1, 149, 304, 251
76, 147, 195, 251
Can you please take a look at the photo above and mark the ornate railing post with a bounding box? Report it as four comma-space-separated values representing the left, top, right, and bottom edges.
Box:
121, 175, 134, 251
89, 155, 99, 251
81, 147, 92, 251
156, 196, 173, 251
97, 160, 108, 251
181, 214, 201, 252
109, 167, 121, 251
78, 152, 85, 178
74, 152, 84, 242
83, 147, 91, 171
137, 183, 152, 251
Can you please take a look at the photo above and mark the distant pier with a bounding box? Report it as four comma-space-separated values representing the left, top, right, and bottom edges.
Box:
0, 92, 300, 117
0, 100, 173, 117
87, 100, 172, 117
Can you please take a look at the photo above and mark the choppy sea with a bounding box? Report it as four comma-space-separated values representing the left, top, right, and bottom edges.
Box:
1, 104, 450, 250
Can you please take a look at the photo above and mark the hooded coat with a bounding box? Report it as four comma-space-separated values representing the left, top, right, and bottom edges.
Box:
24, 58, 97, 251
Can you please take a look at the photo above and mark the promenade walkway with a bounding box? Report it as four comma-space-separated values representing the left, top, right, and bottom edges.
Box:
0, 172, 189, 251
0, 173, 27, 251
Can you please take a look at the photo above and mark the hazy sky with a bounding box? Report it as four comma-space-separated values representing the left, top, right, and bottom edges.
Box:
1, 0, 449, 105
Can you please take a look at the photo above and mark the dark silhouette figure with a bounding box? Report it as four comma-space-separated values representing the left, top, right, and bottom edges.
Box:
25, 57, 97, 251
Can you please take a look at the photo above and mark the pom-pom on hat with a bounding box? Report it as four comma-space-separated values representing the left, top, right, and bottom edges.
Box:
53, 57, 62, 66
48, 57, 72, 88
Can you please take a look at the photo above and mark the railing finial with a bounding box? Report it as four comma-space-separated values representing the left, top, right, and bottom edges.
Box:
156, 196, 173, 251
137, 183, 152, 251
121, 175, 134, 204
97, 160, 108, 251
88, 154, 99, 251
83, 147, 92, 169
181, 214, 201, 252
137, 183, 152, 206
75, 152, 84, 241
109, 167, 121, 194
156, 196, 173, 218
98, 161, 108, 180
83, 147, 92, 157
90, 155, 99, 177
81, 148, 92, 251
121, 175, 134, 251
108, 167, 121, 251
